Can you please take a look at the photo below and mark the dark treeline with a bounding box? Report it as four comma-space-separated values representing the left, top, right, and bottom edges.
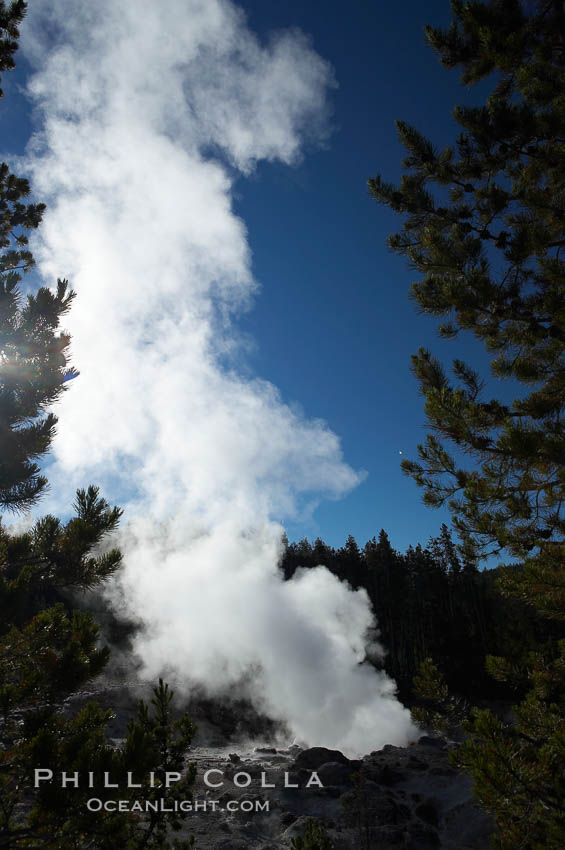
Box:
280, 525, 559, 703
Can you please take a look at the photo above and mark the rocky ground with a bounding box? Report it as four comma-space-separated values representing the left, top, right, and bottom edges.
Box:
62, 678, 494, 849
175, 736, 493, 849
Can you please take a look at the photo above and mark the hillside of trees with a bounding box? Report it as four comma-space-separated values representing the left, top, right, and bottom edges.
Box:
280, 526, 560, 705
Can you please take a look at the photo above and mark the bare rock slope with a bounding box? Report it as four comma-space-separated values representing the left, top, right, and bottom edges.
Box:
181, 736, 493, 849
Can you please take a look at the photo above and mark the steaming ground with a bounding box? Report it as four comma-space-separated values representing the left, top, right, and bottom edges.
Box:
20, 0, 416, 755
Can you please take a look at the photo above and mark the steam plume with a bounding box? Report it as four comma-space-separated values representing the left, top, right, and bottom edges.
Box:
21, 0, 415, 755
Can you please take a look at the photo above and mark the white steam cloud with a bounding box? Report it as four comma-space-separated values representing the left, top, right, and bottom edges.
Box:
21, 0, 415, 755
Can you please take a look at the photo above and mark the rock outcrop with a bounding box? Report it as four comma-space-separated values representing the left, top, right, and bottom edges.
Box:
182, 735, 493, 849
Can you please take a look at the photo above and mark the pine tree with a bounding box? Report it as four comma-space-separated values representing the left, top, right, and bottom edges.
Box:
0, 4, 76, 512
411, 657, 469, 737
428, 523, 460, 576
364, 530, 411, 683
290, 818, 333, 850
0, 269, 76, 511
281, 537, 314, 579
3, 679, 196, 849
0, 1, 25, 97
312, 537, 335, 572
369, 1, 565, 845
335, 534, 363, 588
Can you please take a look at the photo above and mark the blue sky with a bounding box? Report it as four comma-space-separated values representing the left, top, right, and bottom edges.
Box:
2, 0, 502, 556
231, 0, 496, 551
